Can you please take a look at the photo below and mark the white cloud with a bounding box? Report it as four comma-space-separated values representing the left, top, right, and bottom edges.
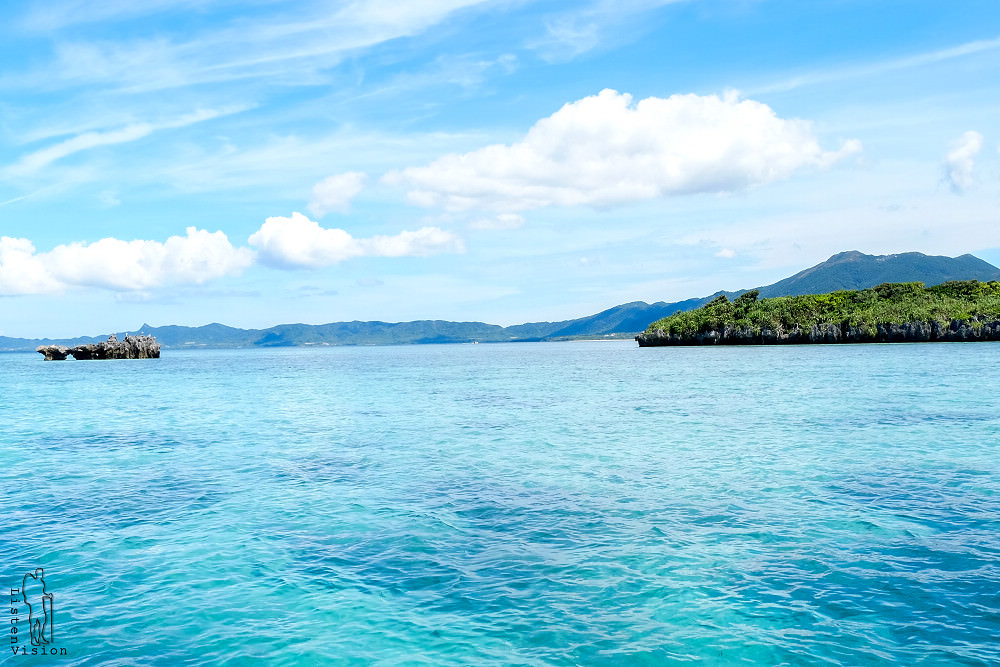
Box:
367, 226, 465, 257
943, 130, 984, 193
248, 213, 364, 268
0, 228, 252, 295
308, 172, 367, 217
0, 237, 64, 295
248, 212, 464, 269
715, 248, 736, 259
388, 89, 861, 212
469, 213, 526, 230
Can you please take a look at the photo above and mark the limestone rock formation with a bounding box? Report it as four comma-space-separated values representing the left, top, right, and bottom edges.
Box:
37, 334, 160, 360
36, 345, 71, 361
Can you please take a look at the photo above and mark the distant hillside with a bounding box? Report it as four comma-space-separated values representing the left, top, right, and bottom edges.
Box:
236, 320, 560, 347
544, 298, 710, 338
555, 251, 1000, 337
0, 333, 107, 352
4, 250, 998, 351
130, 319, 578, 348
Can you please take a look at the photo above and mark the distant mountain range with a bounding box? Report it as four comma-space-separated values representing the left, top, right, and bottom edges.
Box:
4, 250, 999, 351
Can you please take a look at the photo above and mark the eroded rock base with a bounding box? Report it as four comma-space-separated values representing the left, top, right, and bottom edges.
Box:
636, 318, 1000, 346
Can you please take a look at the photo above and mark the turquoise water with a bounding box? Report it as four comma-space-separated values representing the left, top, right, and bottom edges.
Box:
2, 341, 999, 665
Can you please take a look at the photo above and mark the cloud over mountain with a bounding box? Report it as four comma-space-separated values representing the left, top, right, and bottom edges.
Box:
388, 89, 861, 212
944, 130, 983, 192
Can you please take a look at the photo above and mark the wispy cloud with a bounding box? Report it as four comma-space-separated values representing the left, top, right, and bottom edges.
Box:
0, 185, 62, 207
751, 35, 1000, 95
17, 0, 217, 32
0, 1, 507, 198
6, 107, 249, 176
159, 126, 486, 194
470, 213, 525, 230
6, 1, 497, 94
13, 124, 153, 174
0, 194, 29, 208
339, 53, 519, 106
527, 0, 685, 62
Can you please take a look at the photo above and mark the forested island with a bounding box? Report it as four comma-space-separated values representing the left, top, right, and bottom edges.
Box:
636, 281, 1000, 346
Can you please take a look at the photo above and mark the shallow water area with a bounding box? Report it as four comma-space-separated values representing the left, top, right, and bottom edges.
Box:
2, 341, 999, 665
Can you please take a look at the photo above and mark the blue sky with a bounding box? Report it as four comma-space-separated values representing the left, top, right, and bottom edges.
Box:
2, 0, 999, 338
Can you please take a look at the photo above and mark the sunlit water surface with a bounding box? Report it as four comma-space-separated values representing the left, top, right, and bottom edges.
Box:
2, 341, 999, 665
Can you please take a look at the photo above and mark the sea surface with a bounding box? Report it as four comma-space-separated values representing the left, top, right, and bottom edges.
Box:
2, 341, 999, 666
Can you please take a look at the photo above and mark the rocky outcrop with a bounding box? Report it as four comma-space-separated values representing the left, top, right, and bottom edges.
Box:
37, 334, 160, 360
36, 345, 71, 361
636, 317, 1000, 347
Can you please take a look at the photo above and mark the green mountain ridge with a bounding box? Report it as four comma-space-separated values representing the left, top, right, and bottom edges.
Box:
4, 250, 999, 351
757, 250, 1000, 297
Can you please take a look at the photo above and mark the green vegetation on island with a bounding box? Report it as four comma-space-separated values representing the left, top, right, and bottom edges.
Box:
638, 281, 1000, 346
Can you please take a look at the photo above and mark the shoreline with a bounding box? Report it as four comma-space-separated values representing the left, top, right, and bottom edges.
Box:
637, 318, 1000, 347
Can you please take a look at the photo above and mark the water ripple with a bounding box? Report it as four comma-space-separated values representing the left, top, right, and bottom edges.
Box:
1, 343, 999, 665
